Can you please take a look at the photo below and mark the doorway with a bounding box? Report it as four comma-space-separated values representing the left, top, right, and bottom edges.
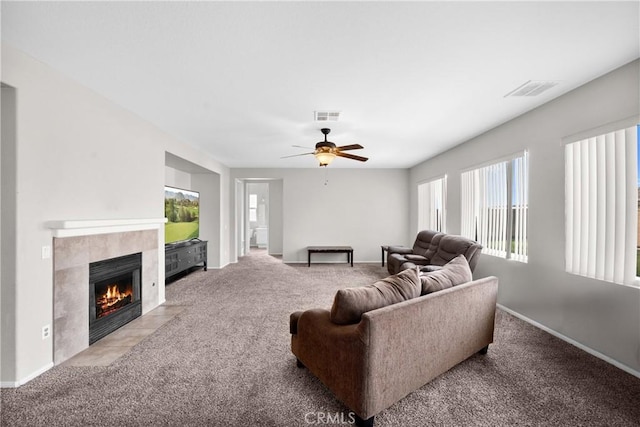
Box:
235, 178, 283, 260
247, 182, 269, 253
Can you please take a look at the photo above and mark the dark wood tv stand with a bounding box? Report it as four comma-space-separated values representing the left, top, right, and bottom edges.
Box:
165, 239, 207, 281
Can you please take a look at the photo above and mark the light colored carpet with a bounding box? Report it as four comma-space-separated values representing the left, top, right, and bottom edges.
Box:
1, 250, 639, 426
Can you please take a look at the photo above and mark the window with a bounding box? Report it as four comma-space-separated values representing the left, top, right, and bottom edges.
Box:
461, 151, 529, 262
418, 176, 447, 232
249, 194, 257, 222
565, 124, 639, 285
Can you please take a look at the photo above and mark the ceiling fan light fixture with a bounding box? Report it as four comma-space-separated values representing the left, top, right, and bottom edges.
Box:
315, 151, 336, 167
283, 128, 367, 166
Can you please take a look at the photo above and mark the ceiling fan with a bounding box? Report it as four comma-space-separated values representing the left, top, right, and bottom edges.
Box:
282, 128, 368, 167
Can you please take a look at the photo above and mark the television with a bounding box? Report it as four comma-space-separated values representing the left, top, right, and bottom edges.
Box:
164, 186, 200, 245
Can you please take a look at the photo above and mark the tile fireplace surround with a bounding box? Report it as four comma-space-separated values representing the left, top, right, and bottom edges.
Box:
50, 220, 164, 365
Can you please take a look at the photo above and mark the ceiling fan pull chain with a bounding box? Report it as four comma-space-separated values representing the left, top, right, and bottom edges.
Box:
324, 167, 329, 186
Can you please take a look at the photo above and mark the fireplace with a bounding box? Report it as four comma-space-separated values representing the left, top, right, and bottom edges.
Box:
89, 253, 142, 344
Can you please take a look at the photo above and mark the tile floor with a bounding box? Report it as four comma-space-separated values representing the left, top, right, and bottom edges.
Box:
62, 304, 186, 367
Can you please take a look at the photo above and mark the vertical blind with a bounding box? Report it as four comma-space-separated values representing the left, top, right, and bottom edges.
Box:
511, 154, 529, 262
565, 126, 638, 285
418, 176, 446, 232
461, 152, 528, 262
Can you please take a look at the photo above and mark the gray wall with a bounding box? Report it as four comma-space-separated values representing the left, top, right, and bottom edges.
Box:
410, 60, 640, 374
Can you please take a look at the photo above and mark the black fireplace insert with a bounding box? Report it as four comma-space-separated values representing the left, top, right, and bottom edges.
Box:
89, 253, 142, 344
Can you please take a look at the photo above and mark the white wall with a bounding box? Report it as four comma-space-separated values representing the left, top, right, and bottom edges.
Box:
165, 166, 191, 190
192, 172, 222, 267
410, 60, 640, 374
268, 179, 283, 255
0, 44, 231, 385
231, 168, 410, 264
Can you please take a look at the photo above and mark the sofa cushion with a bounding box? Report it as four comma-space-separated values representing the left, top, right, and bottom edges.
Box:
411, 230, 443, 259
420, 254, 472, 295
405, 254, 428, 263
330, 267, 421, 325
430, 234, 480, 268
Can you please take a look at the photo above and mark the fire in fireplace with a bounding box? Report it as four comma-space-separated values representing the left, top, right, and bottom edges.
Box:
95, 275, 134, 319
89, 253, 142, 344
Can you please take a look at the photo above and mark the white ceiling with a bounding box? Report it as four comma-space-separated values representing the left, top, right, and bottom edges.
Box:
2, 1, 639, 169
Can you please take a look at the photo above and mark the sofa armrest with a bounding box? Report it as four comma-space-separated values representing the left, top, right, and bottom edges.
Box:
293, 309, 367, 348
290, 311, 303, 334
291, 309, 370, 418
387, 246, 412, 255
420, 265, 443, 273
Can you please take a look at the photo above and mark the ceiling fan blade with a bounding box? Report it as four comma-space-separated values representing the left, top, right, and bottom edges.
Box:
292, 144, 313, 149
336, 152, 368, 162
280, 152, 314, 159
336, 144, 364, 151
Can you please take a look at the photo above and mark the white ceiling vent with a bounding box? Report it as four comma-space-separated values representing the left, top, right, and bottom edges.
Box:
314, 111, 341, 121
504, 80, 560, 97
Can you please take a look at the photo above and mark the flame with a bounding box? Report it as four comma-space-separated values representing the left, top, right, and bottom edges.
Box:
96, 284, 133, 318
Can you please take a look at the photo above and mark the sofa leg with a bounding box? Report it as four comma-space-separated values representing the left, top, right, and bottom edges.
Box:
354, 414, 374, 427
479, 345, 489, 355
296, 358, 305, 368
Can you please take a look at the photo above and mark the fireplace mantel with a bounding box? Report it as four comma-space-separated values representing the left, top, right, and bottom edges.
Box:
46, 218, 167, 238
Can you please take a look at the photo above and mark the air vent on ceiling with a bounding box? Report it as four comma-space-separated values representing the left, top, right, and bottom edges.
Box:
504, 80, 560, 97
314, 111, 340, 121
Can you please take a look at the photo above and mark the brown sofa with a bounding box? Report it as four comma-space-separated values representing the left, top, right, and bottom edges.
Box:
387, 230, 482, 275
290, 270, 498, 427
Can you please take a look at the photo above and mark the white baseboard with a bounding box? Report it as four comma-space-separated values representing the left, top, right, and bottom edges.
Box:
497, 304, 640, 379
214, 262, 231, 269
0, 362, 54, 388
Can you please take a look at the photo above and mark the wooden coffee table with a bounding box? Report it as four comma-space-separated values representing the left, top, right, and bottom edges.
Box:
307, 246, 354, 267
